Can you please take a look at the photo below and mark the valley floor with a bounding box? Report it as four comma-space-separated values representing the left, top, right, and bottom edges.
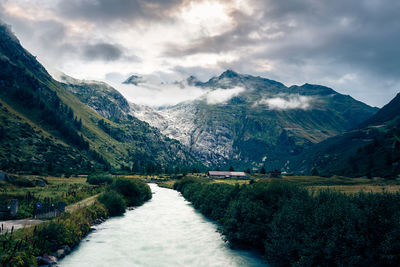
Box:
157, 174, 400, 194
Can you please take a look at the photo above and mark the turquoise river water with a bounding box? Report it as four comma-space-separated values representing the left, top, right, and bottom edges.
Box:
59, 183, 267, 267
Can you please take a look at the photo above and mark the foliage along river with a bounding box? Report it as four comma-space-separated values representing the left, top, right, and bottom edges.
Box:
59, 184, 267, 267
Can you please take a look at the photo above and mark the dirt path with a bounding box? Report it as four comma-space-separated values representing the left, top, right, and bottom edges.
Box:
0, 194, 100, 234
0, 219, 43, 233
65, 194, 100, 212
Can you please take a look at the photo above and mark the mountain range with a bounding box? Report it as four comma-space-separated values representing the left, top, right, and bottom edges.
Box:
1, 21, 399, 178
129, 70, 378, 171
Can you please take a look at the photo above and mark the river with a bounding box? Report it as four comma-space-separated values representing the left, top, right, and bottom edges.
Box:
59, 184, 267, 267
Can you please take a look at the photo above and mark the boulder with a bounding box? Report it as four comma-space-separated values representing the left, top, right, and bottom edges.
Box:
37, 255, 58, 266
60, 245, 71, 255
53, 249, 65, 259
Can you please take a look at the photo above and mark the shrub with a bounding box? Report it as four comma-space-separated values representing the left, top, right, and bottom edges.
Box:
86, 173, 113, 185
109, 178, 151, 206
0, 203, 107, 266
11, 177, 35, 187
98, 191, 126, 216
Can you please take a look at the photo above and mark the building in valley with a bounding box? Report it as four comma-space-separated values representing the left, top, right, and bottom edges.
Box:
208, 171, 247, 179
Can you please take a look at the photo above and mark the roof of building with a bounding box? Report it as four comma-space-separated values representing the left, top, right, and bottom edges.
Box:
208, 171, 247, 176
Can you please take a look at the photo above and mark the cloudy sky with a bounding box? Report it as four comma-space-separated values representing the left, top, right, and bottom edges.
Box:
1, 0, 399, 107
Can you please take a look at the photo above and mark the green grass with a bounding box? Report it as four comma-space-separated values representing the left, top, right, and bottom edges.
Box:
213, 175, 400, 194
0, 175, 104, 219
0, 176, 88, 199
111, 173, 400, 194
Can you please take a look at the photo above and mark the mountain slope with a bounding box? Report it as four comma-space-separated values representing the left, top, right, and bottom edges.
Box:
131, 70, 378, 169
0, 22, 199, 174
57, 74, 200, 172
292, 93, 400, 177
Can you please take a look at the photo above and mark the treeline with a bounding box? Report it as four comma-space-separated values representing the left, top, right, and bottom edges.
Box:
98, 119, 125, 142
0, 58, 114, 173
174, 178, 400, 266
0, 59, 88, 151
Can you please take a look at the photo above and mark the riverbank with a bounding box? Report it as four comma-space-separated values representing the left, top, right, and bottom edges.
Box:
0, 178, 152, 266
174, 177, 400, 266
59, 184, 266, 266
0, 202, 108, 266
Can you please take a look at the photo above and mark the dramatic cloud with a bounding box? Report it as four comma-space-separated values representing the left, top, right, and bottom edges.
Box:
1, 0, 399, 107
255, 94, 316, 110
56, 0, 184, 24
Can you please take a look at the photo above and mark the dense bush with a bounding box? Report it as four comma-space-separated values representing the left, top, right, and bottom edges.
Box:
110, 178, 152, 206
10, 177, 35, 187
86, 173, 114, 185
174, 178, 400, 266
95, 177, 152, 216
98, 191, 126, 216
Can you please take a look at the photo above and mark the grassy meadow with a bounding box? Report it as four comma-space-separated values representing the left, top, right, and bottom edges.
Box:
156, 173, 400, 194
0, 175, 103, 219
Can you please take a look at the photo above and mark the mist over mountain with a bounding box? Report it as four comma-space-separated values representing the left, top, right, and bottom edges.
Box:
129, 70, 378, 169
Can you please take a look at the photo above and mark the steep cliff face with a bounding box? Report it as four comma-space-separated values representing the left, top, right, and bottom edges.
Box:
129, 70, 378, 169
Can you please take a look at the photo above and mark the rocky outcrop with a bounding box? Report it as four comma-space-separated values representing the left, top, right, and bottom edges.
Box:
123, 75, 144, 85
60, 75, 130, 120
36, 245, 72, 266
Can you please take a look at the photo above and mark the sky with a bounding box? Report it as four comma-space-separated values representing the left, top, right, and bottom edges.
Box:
0, 0, 399, 107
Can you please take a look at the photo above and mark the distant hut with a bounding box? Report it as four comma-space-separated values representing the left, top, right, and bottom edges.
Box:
268, 170, 282, 178
208, 171, 247, 179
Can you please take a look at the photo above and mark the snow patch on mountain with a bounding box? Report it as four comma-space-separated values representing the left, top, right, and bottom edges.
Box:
130, 102, 196, 147
129, 101, 235, 165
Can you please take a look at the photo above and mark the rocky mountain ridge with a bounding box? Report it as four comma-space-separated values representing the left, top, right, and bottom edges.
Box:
127, 70, 378, 169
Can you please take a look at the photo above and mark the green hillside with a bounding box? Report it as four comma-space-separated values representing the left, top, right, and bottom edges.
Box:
0, 23, 199, 175
292, 93, 400, 178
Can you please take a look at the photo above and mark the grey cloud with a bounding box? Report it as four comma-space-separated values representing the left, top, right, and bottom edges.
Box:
164, 0, 400, 106
82, 42, 141, 62
2, 0, 399, 107
56, 0, 185, 24
83, 43, 123, 61
164, 9, 258, 56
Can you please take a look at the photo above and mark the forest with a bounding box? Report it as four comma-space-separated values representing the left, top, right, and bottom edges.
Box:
174, 177, 400, 266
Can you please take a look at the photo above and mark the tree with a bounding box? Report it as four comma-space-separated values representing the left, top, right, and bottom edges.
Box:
260, 167, 266, 174
229, 166, 234, 171
311, 167, 319, 176
246, 168, 251, 174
